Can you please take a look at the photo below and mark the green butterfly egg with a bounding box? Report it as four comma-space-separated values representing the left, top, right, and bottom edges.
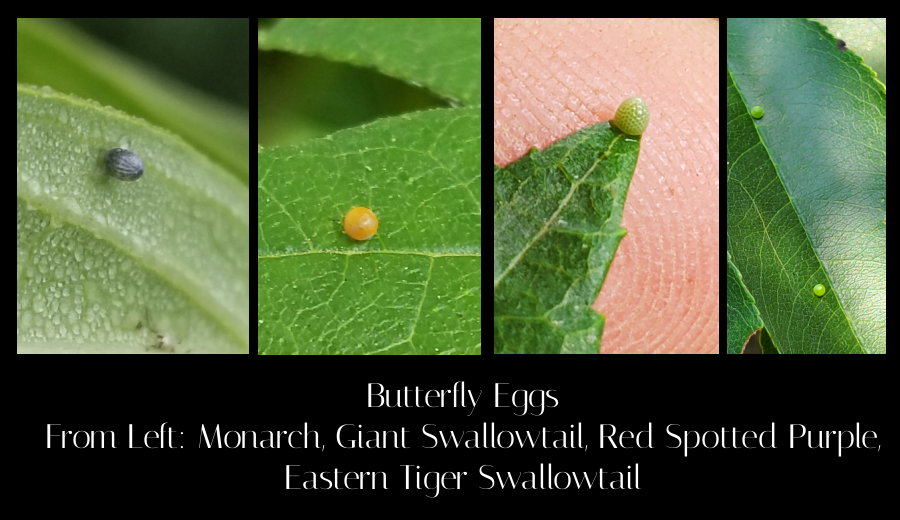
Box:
613, 97, 650, 135
751, 106, 764, 119
813, 284, 826, 297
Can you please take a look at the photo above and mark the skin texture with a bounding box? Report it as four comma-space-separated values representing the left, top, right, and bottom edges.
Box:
494, 19, 719, 353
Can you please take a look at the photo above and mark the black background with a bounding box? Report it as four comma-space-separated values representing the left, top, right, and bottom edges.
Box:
21, 357, 887, 511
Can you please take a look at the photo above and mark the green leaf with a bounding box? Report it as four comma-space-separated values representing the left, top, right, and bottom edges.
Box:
16, 18, 250, 184
257, 107, 481, 355
759, 329, 780, 355
809, 18, 886, 87
494, 122, 640, 354
726, 251, 763, 354
726, 19, 885, 354
259, 18, 481, 106
17, 85, 250, 353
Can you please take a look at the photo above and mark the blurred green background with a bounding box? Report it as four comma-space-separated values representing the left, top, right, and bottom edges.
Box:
257, 19, 448, 146
17, 18, 250, 183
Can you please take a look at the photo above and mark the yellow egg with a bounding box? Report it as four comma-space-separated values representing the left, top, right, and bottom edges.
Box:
343, 206, 378, 240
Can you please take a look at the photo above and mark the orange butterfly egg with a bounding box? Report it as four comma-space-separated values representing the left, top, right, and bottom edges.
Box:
343, 206, 378, 240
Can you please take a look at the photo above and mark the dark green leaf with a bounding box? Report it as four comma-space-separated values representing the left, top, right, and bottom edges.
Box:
494, 122, 640, 354
259, 18, 481, 106
726, 251, 763, 354
17, 18, 250, 184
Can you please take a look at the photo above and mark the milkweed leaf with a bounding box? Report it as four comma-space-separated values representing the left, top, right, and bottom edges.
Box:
17, 85, 249, 353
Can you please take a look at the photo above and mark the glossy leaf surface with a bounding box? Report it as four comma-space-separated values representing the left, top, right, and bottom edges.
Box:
726, 19, 885, 354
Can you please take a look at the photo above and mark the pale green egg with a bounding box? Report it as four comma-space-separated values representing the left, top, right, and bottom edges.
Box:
613, 97, 650, 135
751, 105, 764, 119
813, 284, 826, 297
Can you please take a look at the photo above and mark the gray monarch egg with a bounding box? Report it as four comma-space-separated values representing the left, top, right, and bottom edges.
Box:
105, 148, 144, 180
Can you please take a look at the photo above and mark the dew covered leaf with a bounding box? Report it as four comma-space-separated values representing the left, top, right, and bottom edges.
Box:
17, 85, 250, 353
17, 18, 250, 184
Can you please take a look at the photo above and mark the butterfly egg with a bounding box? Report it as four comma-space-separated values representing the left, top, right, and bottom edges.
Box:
813, 284, 826, 297
751, 106, 764, 119
343, 206, 378, 241
613, 97, 650, 135
105, 148, 144, 181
